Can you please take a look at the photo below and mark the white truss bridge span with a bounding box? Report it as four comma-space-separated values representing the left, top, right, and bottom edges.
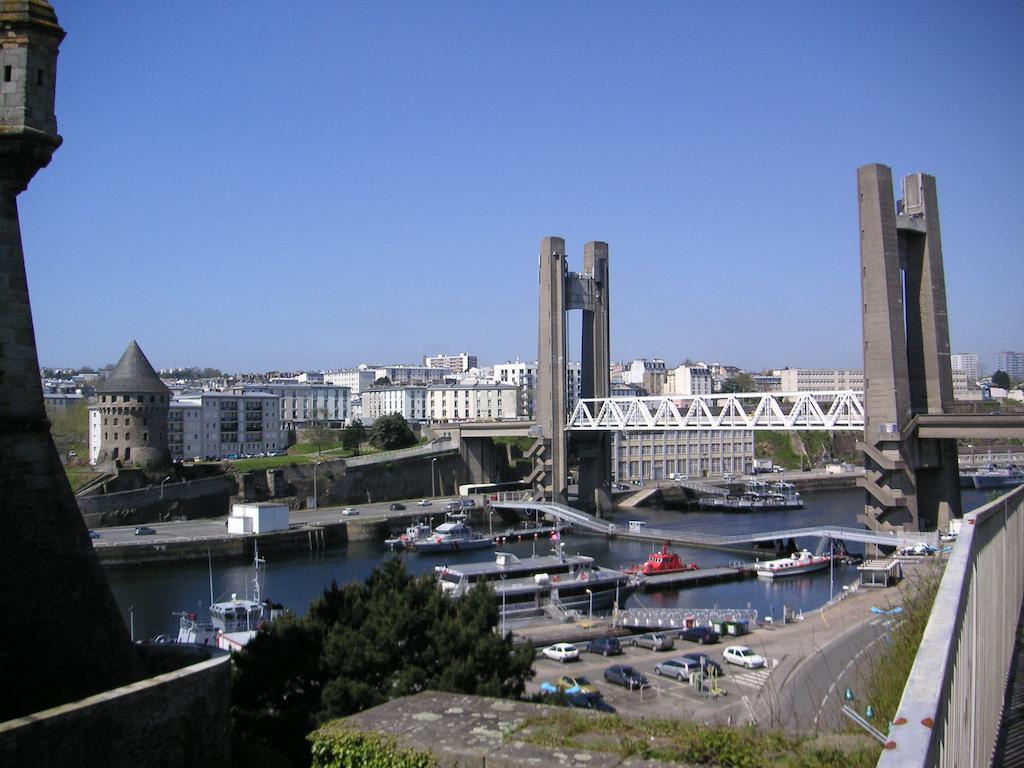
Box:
567, 390, 865, 432
491, 501, 935, 551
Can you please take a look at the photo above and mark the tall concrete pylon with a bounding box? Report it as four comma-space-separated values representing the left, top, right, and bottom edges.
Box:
535, 237, 612, 515
0, 1, 139, 720
857, 164, 960, 532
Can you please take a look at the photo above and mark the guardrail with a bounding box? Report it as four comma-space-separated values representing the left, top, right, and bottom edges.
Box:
877, 483, 1024, 767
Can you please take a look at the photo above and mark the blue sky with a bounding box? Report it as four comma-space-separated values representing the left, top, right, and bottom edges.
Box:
20, 1, 1024, 374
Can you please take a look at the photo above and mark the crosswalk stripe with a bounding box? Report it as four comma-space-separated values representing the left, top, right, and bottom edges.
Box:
730, 669, 771, 689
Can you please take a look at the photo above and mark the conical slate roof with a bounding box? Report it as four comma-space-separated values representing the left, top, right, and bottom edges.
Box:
95, 340, 169, 394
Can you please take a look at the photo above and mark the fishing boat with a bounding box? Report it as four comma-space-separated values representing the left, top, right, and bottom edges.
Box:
754, 549, 831, 579
436, 546, 634, 621
625, 543, 698, 576
412, 519, 495, 553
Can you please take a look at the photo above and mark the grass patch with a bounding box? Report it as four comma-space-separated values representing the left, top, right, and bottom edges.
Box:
512, 711, 879, 767
862, 567, 942, 725
66, 467, 101, 491
756, 432, 802, 468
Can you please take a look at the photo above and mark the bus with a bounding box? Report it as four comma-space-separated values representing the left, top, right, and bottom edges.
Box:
457, 481, 531, 497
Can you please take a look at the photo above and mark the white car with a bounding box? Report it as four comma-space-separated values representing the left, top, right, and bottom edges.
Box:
541, 643, 579, 663
341, 508, 359, 517
417, 499, 432, 507
723, 646, 765, 669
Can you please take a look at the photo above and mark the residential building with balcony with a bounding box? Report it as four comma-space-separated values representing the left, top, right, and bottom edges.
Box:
361, 384, 428, 422
424, 352, 478, 373
665, 365, 713, 396
427, 381, 519, 422
239, 383, 350, 433
951, 353, 979, 382
323, 368, 376, 394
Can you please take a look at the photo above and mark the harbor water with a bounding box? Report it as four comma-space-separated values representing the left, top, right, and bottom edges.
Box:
107, 487, 996, 640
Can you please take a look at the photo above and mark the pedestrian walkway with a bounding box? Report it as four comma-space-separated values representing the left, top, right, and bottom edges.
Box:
729, 668, 772, 690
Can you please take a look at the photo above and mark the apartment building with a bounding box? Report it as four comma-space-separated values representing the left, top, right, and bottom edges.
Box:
950, 353, 979, 382
361, 384, 428, 422
240, 383, 350, 432
997, 351, 1024, 381
665, 365, 713, 396
369, 365, 448, 385
427, 382, 519, 422
612, 429, 755, 481
424, 352, 478, 373
323, 368, 377, 394
776, 368, 864, 392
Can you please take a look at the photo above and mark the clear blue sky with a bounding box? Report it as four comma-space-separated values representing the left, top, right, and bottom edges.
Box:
20, 1, 1024, 374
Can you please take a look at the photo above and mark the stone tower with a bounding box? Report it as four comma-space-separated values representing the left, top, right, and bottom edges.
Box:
536, 237, 612, 515
95, 339, 172, 469
857, 164, 960, 532
0, 1, 139, 721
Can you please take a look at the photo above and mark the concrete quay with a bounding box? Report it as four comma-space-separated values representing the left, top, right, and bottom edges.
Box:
631, 566, 755, 592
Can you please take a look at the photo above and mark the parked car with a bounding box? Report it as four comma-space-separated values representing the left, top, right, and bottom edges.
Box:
133, 526, 156, 536
681, 653, 723, 677
723, 472, 737, 481
585, 636, 623, 656
677, 626, 720, 645
603, 664, 649, 690
341, 508, 359, 517
269, 449, 287, 457
630, 632, 675, 651
88, 530, 100, 539
417, 499, 432, 506
225, 454, 240, 460
389, 503, 406, 511
541, 643, 580, 663
461, 499, 475, 508
554, 675, 599, 695
723, 646, 765, 669
900, 542, 937, 556
654, 656, 702, 681
538, 683, 614, 712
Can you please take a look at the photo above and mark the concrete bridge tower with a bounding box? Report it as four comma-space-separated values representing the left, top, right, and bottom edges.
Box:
0, 1, 139, 720
857, 164, 960, 532
536, 237, 612, 515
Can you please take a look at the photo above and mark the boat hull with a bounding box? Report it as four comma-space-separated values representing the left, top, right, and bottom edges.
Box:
413, 537, 496, 554
972, 473, 1024, 490
756, 559, 830, 579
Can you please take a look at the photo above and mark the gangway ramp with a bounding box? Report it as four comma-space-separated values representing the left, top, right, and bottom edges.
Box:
490, 501, 936, 552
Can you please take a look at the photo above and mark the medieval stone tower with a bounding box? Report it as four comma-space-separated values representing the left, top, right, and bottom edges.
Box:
0, 1, 139, 720
95, 339, 172, 469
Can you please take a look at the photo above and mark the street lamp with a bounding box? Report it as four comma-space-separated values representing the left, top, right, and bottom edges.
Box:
312, 458, 322, 510
500, 574, 507, 637
431, 458, 437, 497
585, 588, 593, 626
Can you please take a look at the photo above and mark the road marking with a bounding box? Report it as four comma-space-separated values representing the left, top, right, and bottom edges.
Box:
730, 668, 771, 689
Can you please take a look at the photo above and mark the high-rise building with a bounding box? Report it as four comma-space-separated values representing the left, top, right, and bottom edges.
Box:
950, 353, 979, 381
424, 352, 478, 372
996, 351, 1024, 381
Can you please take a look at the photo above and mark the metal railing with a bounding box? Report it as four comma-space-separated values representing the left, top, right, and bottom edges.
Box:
877, 483, 1024, 767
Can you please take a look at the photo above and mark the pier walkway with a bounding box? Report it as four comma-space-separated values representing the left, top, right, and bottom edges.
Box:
491, 500, 936, 552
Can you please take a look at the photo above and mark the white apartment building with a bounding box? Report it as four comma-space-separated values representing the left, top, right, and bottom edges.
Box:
665, 365, 712, 396
323, 368, 376, 394
624, 359, 667, 394
424, 352, 478, 373
495, 360, 537, 419
997, 351, 1024, 381
950, 353, 979, 382
362, 385, 428, 422
241, 383, 350, 432
776, 368, 864, 392
427, 382, 519, 422
612, 429, 755, 481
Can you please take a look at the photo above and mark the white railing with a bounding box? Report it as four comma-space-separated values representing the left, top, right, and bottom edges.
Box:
877, 483, 1024, 767
567, 391, 865, 432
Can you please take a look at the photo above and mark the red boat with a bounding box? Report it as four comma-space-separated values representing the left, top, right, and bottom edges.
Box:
625, 543, 698, 576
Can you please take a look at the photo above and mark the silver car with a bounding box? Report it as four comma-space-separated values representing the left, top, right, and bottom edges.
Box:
654, 656, 701, 681
630, 632, 675, 651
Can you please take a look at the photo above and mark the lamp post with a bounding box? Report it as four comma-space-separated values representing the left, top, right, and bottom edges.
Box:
160, 475, 171, 499
500, 574, 507, 637
431, 458, 437, 497
312, 458, 321, 510
585, 588, 593, 626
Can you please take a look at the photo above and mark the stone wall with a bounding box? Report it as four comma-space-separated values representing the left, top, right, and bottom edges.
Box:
77, 475, 236, 527
0, 645, 231, 768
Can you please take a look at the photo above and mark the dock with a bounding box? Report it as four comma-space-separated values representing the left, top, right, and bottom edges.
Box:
630, 566, 754, 592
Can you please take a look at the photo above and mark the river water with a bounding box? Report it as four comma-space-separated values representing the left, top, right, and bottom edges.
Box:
107, 487, 996, 640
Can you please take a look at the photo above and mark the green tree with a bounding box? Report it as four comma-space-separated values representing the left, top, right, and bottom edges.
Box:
303, 407, 335, 457
49, 399, 89, 459
374, 376, 392, 386
719, 372, 756, 393
232, 558, 534, 766
992, 370, 1011, 389
341, 420, 367, 455
369, 413, 416, 451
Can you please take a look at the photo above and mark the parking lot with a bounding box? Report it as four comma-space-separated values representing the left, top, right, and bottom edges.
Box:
528, 638, 774, 718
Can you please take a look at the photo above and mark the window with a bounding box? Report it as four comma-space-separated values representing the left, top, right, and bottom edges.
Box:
125, 418, 131, 426
36, 69, 43, 86
3, 65, 10, 82
125, 433, 130, 441
143, 432, 148, 442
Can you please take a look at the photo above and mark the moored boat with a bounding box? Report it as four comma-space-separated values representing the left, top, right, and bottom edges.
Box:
754, 549, 831, 579
625, 543, 698, 576
700, 480, 803, 511
384, 520, 433, 550
971, 464, 1024, 490
412, 519, 495, 553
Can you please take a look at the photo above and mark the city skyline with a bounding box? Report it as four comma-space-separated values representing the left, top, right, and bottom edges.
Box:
21, 2, 1024, 372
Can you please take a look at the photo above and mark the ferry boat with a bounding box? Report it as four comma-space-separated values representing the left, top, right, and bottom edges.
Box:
384, 520, 433, 550
754, 549, 831, 579
412, 519, 495, 553
700, 481, 803, 512
173, 547, 286, 651
436, 546, 634, 620
625, 543, 698, 576
971, 464, 1024, 490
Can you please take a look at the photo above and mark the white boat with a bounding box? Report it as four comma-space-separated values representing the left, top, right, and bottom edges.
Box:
436, 546, 634, 621
384, 520, 433, 550
701, 481, 803, 511
755, 549, 831, 579
971, 464, 1024, 490
412, 519, 495, 553
173, 546, 285, 650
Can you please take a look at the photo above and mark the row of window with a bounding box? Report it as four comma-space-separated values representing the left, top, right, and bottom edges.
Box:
100, 394, 168, 404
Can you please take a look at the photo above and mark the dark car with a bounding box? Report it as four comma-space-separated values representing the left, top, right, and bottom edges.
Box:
603, 664, 649, 690
586, 636, 623, 656
681, 652, 724, 677
134, 526, 156, 536
389, 503, 406, 511
88, 530, 101, 539
677, 626, 720, 645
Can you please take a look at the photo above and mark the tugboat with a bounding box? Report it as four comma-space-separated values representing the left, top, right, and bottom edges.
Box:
625, 543, 698, 576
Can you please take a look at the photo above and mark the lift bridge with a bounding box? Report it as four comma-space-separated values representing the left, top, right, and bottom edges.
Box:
566, 390, 865, 432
